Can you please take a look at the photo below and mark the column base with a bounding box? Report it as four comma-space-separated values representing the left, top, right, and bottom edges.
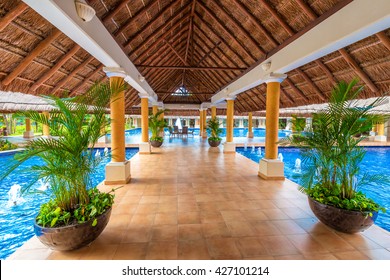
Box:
139, 142, 151, 154
223, 142, 236, 153
23, 131, 34, 138
374, 135, 387, 142
258, 158, 285, 180
105, 160, 131, 185
202, 131, 207, 138
247, 131, 254, 138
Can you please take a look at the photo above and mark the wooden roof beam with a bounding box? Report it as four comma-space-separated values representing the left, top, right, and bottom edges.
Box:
2, 29, 62, 86
280, 88, 295, 104
0, 2, 28, 32
30, 45, 80, 92
52, 56, 95, 94
338, 49, 379, 92
197, 41, 221, 66
284, 78, 310, 102
102, 0, 132, 24
295, 68, 327, 101
294, 0, 317, 20
123, 0, 184, 48
259, 0, 294, 36
196, 1, 257, 62
231, 0, 278, 47
184, 0, 197, 63
69, 66, 103, 97
376, 31, 390, 51
315, 60, 338, 85
113, 0, 158, 36
164, 40, 188, 65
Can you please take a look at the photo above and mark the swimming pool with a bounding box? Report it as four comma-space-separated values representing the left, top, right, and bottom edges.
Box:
0, 148, 139, 260
108, 127, 291, 143
237, 146, 390, 233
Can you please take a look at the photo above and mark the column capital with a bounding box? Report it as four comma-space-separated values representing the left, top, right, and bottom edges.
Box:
139, 94, 149, 99
225, 96, 236, 101
264, 73, 287, 84
103, 67, 126, 78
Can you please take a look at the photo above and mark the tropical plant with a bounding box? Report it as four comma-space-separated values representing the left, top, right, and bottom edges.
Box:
281, 78, 388, 213
0, 81, 124, 227
290, 115, 306, 132
148, 109, 168, 142
0, 138, 17, 151
207, 117, 222, 142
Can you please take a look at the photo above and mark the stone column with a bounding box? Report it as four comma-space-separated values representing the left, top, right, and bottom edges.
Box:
103, 68, 130, 184
139, 96, 150, 153
224, 98, 236, 153
258, 74, 287, 180
23, 118, 34, 138
247, 112, 254, 138
42, 112, 50, 137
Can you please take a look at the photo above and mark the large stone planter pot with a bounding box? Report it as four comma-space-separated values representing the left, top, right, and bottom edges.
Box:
208, 139, 221, 147
34, 207, 112, 251
150, 140, 163, 147
308, 197, 377, 234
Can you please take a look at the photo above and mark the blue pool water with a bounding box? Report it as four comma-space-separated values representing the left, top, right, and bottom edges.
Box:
237, 146, 390, 232
110, 127, 291, 143
0, 148, 138, 260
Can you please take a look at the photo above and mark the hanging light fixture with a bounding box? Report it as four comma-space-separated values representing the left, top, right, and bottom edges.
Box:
75, 0, 96, 22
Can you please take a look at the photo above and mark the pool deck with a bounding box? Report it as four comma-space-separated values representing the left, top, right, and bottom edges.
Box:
6, 137, 390, 260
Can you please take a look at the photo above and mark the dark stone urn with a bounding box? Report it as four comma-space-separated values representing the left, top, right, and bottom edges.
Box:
34, 207, 112, 251
208, 139, 221, 147
150, 140, 163, 147
308, 197, 377, 234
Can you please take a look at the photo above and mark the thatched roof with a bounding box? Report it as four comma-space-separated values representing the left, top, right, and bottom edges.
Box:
0, 90, 55, 112
0, 0, 389, 116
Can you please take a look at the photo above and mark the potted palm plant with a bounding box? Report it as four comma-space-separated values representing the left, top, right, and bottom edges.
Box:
207, 117, 222, 147
149, 109, 168, 147
281, 79, 388, 233
0, 82, 124, 250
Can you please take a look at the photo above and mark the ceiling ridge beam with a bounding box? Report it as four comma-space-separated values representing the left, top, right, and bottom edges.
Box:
184, 0, 197, 63
30, 45, 80, 92
338, 48, 379, 92
196, 1, 257, 62
0, 2, 28, 32
136, 65, 245, 71
2, 29, 62, 86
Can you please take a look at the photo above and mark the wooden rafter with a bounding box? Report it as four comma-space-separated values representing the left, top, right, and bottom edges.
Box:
52, 56, 94, 93
69, 66, 103, 97
184, 0, 197, 63
137, 65, 245, 71
231, 0, 278, 47
284, 78, 310, 102
197, 41, 221, 66
295, 68, 327, 101
102, 0, 131, 24
252, 88, 267, 106
294, 0, 317, 20
2, 29, 62, 86
0, 2, 28, 32
280, 88, 295, 104
113, 0, 157, 36
338, 49, 379, 92
315, 60, 337, 85
30, 45, 80, 92
376, 31, 390, 51
196, 1, 257, 62
164, 40, 187, 65
259, 0, 294, 36
124, 0, 182, 49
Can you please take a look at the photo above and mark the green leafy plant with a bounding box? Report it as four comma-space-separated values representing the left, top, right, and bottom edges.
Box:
0, 81, 125, 227
207, 117, 222, 142
291, 115, 306, 132
0, 138, 17, 151
148, 109, 168, 142
281, 78, 388, 213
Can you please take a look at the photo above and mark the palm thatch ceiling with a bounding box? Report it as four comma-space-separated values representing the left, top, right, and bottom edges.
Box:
0, 0, 389, 116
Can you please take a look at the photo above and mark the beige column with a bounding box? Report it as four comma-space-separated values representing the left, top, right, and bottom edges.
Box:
42, 112, 50, 137
247, 112, 254, 138
199, 110, 203, 137
152, 105, 158, 115
139, 97, 150, 153
23, 118, 34, 138
103, 68, 130, 184
259, 74, 287, 180
211, 106, 217, 119
202, 109, 207, 138
224, 98, 236, 153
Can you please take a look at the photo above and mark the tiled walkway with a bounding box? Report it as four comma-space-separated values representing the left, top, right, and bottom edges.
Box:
8, 140, 390, 260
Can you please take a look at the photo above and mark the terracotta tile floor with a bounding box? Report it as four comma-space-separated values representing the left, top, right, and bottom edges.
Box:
7, 140, 390, 260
